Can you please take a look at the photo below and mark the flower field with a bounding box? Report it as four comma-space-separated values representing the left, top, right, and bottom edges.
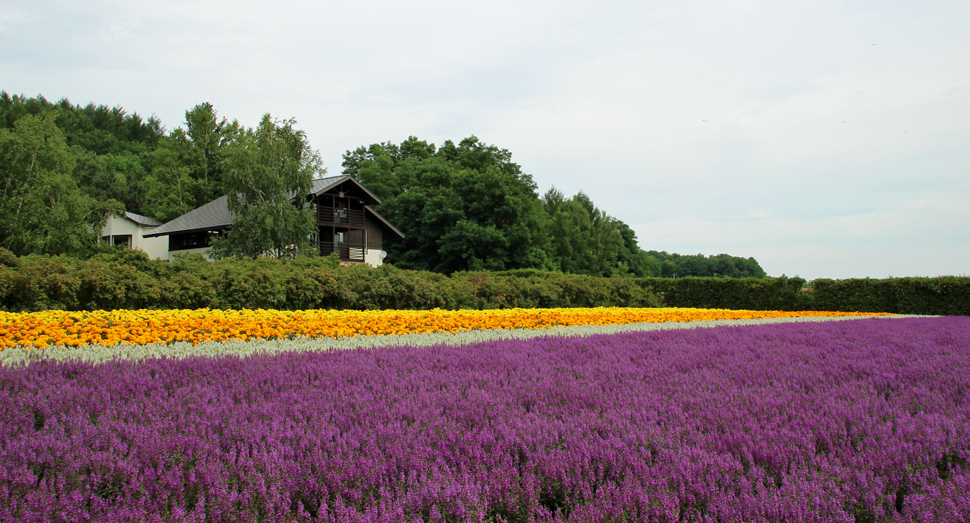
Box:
1, 315, 968, 522
0, 307, 886, 351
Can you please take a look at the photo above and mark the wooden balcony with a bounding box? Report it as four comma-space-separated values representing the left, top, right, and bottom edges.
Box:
316, 241, 366, 262
317, 206, 365, 226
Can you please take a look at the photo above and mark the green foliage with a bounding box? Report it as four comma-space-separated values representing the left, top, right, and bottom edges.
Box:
453, 271, 664, 309
345, 136, 554, 273
0, 92, 161, 155
812, 277, 970, 315
0, 92, 162, 215
640, 276, 811, 311
0, 114, 123, 256
647, 251, 767, 279
344, 136, 669, 278
637, 276, 969, 314
810, 278, 896, 313
209, 114, 322, 260
2, 94, 767, 282
1, 250, 966, 314
541, 188, 656, 277
0, 255, 81, 310
73, 150, 149, 215
0, 255, 661, 312
143, 103, 239, 222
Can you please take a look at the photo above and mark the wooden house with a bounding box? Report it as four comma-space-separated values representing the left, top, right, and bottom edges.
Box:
143, 175, 404, 264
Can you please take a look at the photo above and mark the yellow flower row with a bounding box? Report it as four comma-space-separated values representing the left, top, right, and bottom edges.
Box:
0, 307, 889, 351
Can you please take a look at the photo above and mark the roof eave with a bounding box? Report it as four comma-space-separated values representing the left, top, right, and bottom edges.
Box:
365, 206, 405, 239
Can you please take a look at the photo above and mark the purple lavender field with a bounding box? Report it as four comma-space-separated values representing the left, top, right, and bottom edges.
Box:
2, 317, 969, 522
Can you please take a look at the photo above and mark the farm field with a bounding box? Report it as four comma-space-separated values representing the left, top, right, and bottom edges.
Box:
1, 312, 967, 522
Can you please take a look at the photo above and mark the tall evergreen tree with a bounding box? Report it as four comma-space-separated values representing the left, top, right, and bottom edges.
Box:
0, 91, 162, 215
541, 188, 658, 277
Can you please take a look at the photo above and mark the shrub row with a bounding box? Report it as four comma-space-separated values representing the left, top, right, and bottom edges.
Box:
636, 276, 813, 311
1, 249, 965, 314
810, 277, 970, 315
0, 250, 662, 312
636, 276, 969, 315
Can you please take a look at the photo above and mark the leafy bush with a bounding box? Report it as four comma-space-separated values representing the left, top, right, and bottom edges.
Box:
813, 277, 970, 315
0, 250, 965, 313
638, 276, 810, 311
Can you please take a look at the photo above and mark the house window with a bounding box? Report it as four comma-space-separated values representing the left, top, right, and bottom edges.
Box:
112, 235, 132, 248
169, 231, 213, 251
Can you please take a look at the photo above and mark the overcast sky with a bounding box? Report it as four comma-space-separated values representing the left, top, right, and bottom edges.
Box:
2, 0, 967, 279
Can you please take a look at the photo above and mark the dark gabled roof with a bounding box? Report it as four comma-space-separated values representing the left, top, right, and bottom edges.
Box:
124, 212, 163, 227
144, 175, 402, 238
311, 174, 384, 205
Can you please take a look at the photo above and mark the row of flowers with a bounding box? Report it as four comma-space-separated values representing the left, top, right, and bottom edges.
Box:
0, 307, 889, 350
2, 317, 966, 521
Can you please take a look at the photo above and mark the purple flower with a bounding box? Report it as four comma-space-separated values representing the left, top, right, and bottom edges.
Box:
1, 317, 969, 522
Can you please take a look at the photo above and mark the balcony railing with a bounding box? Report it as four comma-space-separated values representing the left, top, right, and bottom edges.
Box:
317, 241, 366, 262
317, 206, 365, 226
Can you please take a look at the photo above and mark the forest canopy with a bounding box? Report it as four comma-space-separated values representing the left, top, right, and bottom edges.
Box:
0, 91, 767, 277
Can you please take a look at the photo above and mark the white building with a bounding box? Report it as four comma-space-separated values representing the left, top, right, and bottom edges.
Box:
100, 212, 169, 260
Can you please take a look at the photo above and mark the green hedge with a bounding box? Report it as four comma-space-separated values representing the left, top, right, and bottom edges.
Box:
1, 249, 966, 314
636, 276, 969, 315
0, 250, 662, 312
811, 277, 970, 315
636, 276, 812, 311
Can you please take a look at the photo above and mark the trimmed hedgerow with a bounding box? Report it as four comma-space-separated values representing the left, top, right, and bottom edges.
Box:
811, 276, 970, 315
0, 250, 663, 312
0, 248, 966, 314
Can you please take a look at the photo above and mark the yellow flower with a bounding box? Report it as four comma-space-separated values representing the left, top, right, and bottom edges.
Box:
0, 307, 890, 352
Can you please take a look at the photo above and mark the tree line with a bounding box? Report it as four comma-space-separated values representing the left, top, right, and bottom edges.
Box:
0, 92, 767, 278
647, 251, 767, 279
0, 93, 320, 259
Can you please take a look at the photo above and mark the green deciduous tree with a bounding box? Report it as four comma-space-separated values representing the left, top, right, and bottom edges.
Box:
209, 114, 323, 260
142, 128, 203, 222
541, 188, 658, 277
143, 103, 238, 222
345, 136, 553, 273
73, 150, 149, 215
0, 114, 122, 255
615, 221, 661, 277
647, 251, 767, 278
1, 91, 163, 216
343, 135, 667, 276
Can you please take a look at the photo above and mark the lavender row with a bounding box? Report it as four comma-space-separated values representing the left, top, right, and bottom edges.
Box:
1, 317, 968, 522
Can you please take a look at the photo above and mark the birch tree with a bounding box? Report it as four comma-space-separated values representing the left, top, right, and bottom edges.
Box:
209, 114, 323, 259
0, 114, 120, 255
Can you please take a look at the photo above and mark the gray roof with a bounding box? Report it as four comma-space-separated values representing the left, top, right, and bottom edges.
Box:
125, 212, 163, 227
144, 175, 404, 238
143, 195, 233, 237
